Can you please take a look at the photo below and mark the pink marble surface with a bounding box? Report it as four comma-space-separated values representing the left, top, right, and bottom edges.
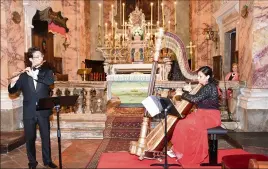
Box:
52, 0, 88, 80
61, 0, 80, 80
103, 0, 114, 35
252, 1, 268, 88
238, 1, 254, 87
85, 0, 91, 60
1, 0, 25, 89
190, 1, 214, 70
1, 0, 90, 85
163, 0, 175, 32
78, 1, 86, 65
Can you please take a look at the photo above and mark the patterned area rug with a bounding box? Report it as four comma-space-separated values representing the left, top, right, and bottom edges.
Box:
107, 104, 145, 117
103, 116, 143, 139
86, 112, 144, 169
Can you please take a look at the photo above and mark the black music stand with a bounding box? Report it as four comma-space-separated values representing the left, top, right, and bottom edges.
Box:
145, 96, 180, 169
37, 96, 78, 169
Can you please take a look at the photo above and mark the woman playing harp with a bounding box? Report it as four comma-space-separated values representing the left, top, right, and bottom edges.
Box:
168, 66, 221, 167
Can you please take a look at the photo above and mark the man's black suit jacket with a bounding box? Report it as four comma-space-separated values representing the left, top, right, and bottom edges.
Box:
8, 67, 54, 119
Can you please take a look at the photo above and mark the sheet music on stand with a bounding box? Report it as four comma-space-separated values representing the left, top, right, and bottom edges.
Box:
142, 95, 181, 168
142, 96, 180, 118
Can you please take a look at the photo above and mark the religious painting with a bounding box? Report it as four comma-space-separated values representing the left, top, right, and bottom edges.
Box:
111, 82, 149, 104
121, 0, 161, 23
131, 48, 144, 62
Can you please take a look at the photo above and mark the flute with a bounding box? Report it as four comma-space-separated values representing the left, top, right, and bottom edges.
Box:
7, 60, 46, 80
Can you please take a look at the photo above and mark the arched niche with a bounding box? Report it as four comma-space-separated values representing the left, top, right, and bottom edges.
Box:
23, 0, 52, 51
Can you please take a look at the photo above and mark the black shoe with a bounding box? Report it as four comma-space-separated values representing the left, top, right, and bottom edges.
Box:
45, 162, 58, 169
29, 166, 36, 169
28, 162, 38, 169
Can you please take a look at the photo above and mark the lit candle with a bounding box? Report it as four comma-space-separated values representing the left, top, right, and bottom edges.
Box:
144, 24, 146, 36
151, 3, 153, 35
161, 3, 164, 27
148, 22, 150, 33
148, 22, 150, 38
115, 22, 117, 34
168, 20, 171, 32
125, 22, 127, 38
105, 22, 107, 36
98, 3, 101, 26
174, 1, 177, 32
157, 21, 159, 28
25, 29, 28, 51
122, 3, 125, 26
25, 11, 28, 51
158, 0, 160, 22
122, 3, 125, 45
111, 5, 114, 36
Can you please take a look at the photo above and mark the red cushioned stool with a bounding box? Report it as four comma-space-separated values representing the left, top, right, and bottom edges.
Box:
222, 154, 268, 169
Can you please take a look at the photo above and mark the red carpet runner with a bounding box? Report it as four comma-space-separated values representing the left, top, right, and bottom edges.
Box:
97, 149, 249, 168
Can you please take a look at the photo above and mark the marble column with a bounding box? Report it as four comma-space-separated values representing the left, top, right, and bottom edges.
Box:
1, 0, 25, 131
237, 1, 268, 131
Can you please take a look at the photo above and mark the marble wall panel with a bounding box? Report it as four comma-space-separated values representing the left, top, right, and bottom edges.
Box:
1, 107, 23, 131
85, 0, 91, 60
253, 1, 268, 31
190, 0, 214, 69
163, 0, 175, 32
103, 0, 115, 35
1, 0, 90, 82
252, 1, 268, 88
238, 1, 268, 88
51, 0, 65, 60
252, 27, 268, 88
1, 3, 8, 88
1, 0, 25, 89
246, 109, 268, 132
238, 1, 254, 86
175, 0, 189, 50
78, 1, 86, 64
90, 1, 103, 60
59, 0, 86, 80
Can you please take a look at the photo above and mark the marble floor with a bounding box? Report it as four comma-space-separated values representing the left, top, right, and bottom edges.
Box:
0, 138, 102, 168
1, 132, 268, 169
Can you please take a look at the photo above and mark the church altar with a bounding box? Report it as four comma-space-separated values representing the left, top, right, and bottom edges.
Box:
94, 5, 242, 119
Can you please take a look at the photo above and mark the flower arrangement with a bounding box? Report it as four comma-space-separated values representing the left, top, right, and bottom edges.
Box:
132, 26, 144, 40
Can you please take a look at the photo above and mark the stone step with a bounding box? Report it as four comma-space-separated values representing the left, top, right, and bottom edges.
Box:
37, 128, 104, 139
37, 116, 107, 139
50, 119, 106, 130
151, 121, 240, 131
1, 131, 25, 154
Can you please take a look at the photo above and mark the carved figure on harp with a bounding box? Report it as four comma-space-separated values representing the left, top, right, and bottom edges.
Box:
168, 66, 221, 167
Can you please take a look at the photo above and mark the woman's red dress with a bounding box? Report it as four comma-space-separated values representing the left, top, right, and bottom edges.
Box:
171, 108, 221, 166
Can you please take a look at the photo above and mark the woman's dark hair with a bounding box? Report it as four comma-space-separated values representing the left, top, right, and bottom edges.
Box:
197, 66, 218, 84
27, 47, 41, 59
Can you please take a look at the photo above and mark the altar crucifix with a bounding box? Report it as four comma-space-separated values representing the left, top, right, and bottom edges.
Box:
186, 41, 196, 70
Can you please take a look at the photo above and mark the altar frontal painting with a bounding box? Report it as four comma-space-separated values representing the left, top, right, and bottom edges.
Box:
111, 82, 149, 104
